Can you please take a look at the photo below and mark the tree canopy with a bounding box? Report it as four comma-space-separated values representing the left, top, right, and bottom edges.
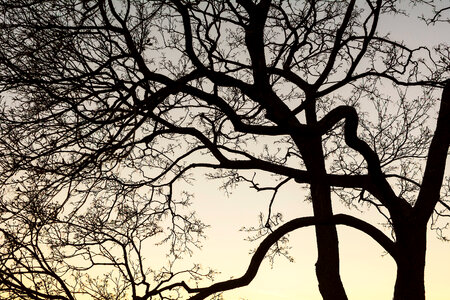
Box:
0, 0, 448, 299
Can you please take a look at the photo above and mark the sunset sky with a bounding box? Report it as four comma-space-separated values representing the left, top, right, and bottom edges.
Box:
187, 170, 450, 300
180, 6, 450, 299
0, 1, 448, 300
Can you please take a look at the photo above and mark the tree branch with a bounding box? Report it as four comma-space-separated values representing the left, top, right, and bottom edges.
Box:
186, 213, 397, 300
415, 80, 450, 221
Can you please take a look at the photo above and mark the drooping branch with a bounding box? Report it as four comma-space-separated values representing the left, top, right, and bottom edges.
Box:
182, 214, 397, 300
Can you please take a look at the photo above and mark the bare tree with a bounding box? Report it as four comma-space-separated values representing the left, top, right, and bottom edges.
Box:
0, 1, 448, 300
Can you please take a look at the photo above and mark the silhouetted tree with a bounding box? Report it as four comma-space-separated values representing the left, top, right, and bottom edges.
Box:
0, 1, 448, 299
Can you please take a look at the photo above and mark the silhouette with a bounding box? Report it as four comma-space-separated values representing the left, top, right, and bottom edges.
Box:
0, 1, 448, 299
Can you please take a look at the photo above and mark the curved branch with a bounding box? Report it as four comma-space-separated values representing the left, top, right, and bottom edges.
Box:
186, 213, 397, 300
315, 105, 410, 213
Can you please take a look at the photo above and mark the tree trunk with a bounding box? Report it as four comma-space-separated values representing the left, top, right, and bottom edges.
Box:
297, 133, 348, 300
392, 222, 427, 300
311, 181, 348, 300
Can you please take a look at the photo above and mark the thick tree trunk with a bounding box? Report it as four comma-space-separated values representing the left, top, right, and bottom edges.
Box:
392, 222, 427, 300
392, 80, 450, 300
298, 133, 348, 300
311, 181, 348, 300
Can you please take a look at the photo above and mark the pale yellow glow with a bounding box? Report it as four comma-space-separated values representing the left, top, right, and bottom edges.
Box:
188, 175, 450, 300
4, 2, 448, 300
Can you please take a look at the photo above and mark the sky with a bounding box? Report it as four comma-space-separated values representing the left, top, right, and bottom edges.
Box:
1, 1, 448, 300
181, 4, 450, 299
187, 171, 450, 300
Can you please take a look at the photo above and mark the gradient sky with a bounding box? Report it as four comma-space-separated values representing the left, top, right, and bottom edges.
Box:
187, 172, 450, 300
2, 2, 447, 300
60, 2, 449, 299
180, 5, 450, 299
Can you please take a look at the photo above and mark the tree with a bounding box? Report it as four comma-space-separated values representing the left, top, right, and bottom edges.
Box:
0, 0, 448, 299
